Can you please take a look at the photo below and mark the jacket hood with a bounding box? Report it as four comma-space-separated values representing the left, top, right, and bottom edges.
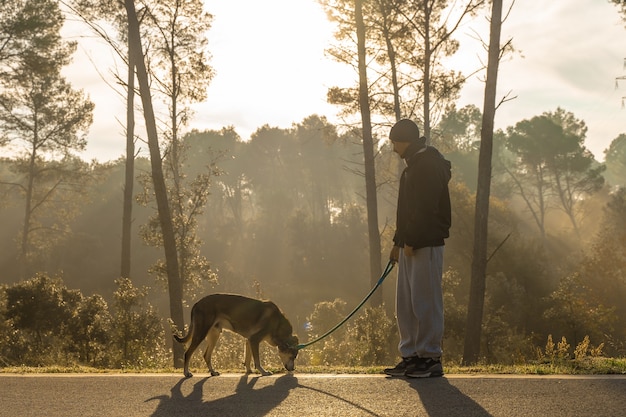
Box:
404, 142, 452, 182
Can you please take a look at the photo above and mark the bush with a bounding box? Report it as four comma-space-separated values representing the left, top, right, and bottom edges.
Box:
0, 274, 168, 368
109, 278, 168, 368
303, 299, 397, 366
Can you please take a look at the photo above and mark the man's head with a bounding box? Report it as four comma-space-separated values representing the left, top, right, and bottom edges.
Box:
389, 119, 420, 157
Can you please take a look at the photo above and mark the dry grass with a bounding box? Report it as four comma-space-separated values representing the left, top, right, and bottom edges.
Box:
2, 357, 625, 375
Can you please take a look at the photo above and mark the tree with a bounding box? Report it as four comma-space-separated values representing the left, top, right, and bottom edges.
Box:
436, 104, 482, 189
323, 0, 481, 133
437, 104, 483, 153
144, 0, 213, 163
121, 43, 136, 279
604, 134, 626, 187
504, 117, 554, 238
543, 272, 615, 349
111, 277, 166, 367
64, 0, 140, 279
65, 293, 111, 366
137, 152, 219, 299
123, 0, 184, 367
577, 188, 626, 353
137, 0, 217, 299
0, 0, 94, 277
354, 0, 383, 306
321, 0, 483, 305
609, 0, 626, 19
505, 108, 604, 237
318, 0, 384, 305
463, 0, 505, 366
4, 274, 78, 352
2, 273, 112, 365
610, 1, 626, 195
399, 0, 483, 138
0, 0, 67, 79
545, 109, 605, 234
370, 0, 407, 122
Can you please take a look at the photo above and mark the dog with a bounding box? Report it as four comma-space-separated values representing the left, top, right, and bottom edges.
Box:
173, 293, 299, 378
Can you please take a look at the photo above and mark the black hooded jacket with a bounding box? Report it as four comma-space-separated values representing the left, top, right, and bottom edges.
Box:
393, 139, 452, 249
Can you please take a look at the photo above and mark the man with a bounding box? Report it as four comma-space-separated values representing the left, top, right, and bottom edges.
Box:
384, 119, 451, 378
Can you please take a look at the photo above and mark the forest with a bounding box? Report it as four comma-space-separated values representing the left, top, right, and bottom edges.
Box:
1, 0, 625, 370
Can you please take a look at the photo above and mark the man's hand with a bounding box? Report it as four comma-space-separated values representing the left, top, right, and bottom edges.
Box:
403, 245, 414, 258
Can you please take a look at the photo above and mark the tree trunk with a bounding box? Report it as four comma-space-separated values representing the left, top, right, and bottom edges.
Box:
355, 0, 382, 306
380, 8, 405, 183
123, 0, 185, 367
20, 146, 37, 279
422, 0, 432, 138
121, 42, 135, 279
462, 0, 503, 366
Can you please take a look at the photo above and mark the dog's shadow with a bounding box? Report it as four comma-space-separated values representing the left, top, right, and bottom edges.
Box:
147, 374, 297, 417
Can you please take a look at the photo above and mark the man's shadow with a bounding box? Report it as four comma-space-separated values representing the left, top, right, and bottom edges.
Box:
404, 376, 492, 417
147, 374, 297, 417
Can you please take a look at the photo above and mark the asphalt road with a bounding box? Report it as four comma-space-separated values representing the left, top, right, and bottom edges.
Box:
1, 373, 625, 417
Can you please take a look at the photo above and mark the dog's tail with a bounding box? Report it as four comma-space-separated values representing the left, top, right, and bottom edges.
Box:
173, 331, 189, 344
173, 310, 194, 344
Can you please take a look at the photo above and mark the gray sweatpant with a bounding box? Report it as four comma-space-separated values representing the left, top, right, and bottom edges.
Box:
395, 246, 444, 359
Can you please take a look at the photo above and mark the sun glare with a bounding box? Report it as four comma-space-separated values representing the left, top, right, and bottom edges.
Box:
194, 0, 348, 139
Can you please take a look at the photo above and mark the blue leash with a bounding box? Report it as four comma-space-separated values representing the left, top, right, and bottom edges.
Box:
296, 260, 395, 350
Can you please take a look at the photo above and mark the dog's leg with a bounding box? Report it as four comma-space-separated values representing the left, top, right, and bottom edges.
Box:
203, 326, 221, 376
244, 340, 253, 374
182, 331, 205, 378
249, 335, 272, 376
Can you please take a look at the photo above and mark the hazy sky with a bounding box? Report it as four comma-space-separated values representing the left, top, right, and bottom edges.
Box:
62, 0, 626, 162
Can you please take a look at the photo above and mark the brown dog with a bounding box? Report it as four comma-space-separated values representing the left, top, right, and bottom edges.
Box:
173, 293, 299, 377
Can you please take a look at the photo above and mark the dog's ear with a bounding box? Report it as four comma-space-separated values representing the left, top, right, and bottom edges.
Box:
278, 336, 299, 352
277, 315, 294, 336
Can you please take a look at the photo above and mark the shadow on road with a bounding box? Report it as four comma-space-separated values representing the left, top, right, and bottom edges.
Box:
147, 374, 297, 417
405, 377, 492, 417
145, 374, 492, 416
295, 382, 380, 416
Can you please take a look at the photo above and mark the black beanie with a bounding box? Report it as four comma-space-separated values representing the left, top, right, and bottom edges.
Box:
389, 119, 420, 142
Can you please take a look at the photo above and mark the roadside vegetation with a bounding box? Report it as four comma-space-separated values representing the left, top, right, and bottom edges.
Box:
2, 1, 626, 373
1, 274, 624, 375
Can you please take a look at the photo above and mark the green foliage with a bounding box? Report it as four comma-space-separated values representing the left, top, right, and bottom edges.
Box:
0, 0, 68, 76
0, 275, 167, 368
110, 278, 167, 368
65, 294, 111, 366
136, 143, 220, 299
503, 108, 605, 235
2, 157, 97, 274
0, 0, 625, 372
1, 274, 103, 366
128, 0, 216, 308
0, 110, 623, 370
145, 0, 214, 111
604, 134, 626, 187
575, 188, 626, 355
5, 274, 76, 338
543, 273, 616, 348
304, 298, 349, 366
0, 0, 94, 276
344, 305, 397, 365
320, 0, 477, 133
302, 299, 397, 366
437, 104, 482, 153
